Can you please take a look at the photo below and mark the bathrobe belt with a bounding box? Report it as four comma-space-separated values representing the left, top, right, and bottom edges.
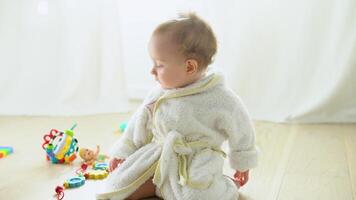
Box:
152, 130, 226, 190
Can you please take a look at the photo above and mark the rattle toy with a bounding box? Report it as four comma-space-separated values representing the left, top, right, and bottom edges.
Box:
55, 174, 86, 200
0, 146, 13, 159
42, 124, 79, 164
54, 163, 109, 200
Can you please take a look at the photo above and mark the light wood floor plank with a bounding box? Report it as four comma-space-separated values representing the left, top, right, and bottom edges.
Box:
237, 122, 295, 200
344, 125, 356, 200
277, 124, 354, 200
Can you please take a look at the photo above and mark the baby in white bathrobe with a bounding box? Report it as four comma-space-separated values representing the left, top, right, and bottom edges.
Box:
96, 12, 258, 200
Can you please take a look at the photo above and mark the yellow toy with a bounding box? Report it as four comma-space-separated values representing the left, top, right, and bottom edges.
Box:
84, 169, 109, 180
79, 145, 109, 165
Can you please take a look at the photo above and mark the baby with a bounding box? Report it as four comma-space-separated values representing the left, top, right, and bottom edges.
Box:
97, 13, 258, 200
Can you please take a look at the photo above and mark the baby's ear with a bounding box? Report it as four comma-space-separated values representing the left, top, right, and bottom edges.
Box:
185, 59, 199, 74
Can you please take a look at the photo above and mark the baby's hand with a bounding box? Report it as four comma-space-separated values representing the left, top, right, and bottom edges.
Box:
109, 158, 125, 172
233, 170, 249, 187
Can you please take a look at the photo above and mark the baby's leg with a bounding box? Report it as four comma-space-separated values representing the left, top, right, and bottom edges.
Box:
126, 178, 157, 200
225, 175, 240, 188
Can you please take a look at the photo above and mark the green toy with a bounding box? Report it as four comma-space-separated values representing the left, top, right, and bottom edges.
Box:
119, 121, 128, 133
0, 146, 13, 158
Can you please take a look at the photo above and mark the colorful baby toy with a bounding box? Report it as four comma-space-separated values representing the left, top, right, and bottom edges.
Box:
55, 162, 109, 200
84, 168, 109, 180
63, 176, 86, 188
54, 164, 88, 200
42, 124, 79, 164
41, 124, 111, 199
0, 146, 13, 159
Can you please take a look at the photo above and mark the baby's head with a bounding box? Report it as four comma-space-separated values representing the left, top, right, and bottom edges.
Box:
79, 148, 94, 161
149, 12, 217, 89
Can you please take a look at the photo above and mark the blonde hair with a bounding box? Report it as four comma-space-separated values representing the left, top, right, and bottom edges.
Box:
153, 12, 217, 70
79, 148, 86, 160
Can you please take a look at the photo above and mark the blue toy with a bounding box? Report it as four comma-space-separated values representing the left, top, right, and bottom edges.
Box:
63, 176, 85, 188
93, 162, 109, 171
119, 121, 128, 133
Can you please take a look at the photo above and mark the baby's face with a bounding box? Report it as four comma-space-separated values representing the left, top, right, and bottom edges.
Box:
148, 34, 193, 89
83, 148, 94, 160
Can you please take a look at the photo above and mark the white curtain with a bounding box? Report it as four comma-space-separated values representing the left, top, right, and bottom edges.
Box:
1, 0, 355, 123
0, 0, 129, 115
218, 0, 356, 123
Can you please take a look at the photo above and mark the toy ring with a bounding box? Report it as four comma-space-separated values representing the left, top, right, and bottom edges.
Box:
42, 129, 59, 149
64, 177, 85, 188
93, 163, 109, 171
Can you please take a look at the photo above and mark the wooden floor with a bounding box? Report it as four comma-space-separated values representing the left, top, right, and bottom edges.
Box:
0, 114, 355, 200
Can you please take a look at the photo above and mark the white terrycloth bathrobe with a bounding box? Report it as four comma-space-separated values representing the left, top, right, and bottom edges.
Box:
96, 70, 258, 200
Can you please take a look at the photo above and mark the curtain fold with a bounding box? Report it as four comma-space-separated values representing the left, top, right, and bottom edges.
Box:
0, 0, 129, 115
220, 0, 356, 123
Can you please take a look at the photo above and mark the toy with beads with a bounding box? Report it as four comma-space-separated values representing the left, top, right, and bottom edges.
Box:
42, 124, 79, 164
93, 162, 109, 171
84, 169, 108, 180
63, 176, 86, 188
54, 175, 86, 200
54, 163, 110, 200
80, 162, 109, 180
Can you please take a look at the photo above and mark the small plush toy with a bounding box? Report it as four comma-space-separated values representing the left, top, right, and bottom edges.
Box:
79, 145, 109, 165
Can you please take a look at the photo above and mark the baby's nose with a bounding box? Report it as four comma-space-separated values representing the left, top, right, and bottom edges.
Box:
150, 67, 156, 75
